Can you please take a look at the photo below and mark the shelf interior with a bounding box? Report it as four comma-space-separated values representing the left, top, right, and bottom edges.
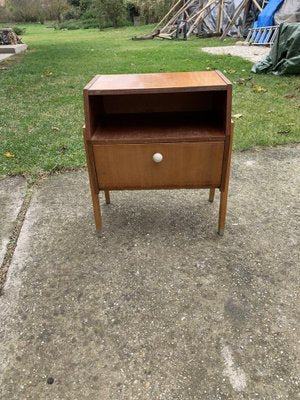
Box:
87, 90, 228, 143
91, 112, 225, 144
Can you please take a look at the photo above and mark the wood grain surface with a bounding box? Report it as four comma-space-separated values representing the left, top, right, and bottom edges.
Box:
94, 142, 224, 189
85, 71, 228, 95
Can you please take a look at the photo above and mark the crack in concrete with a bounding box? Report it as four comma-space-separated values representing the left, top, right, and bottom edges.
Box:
0, 185, 33, 295
0, 169, 87, 296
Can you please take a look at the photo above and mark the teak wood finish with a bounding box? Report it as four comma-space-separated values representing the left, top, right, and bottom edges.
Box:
93, 142, 224, 189
83, 71, 233, 235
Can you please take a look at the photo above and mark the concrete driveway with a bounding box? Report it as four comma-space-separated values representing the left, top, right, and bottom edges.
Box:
0, 144, 299, 399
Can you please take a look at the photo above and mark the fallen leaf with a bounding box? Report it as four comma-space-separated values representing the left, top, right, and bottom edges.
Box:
277, 129, 291, 136
58, 146, 67, 154
228, 69, 236, 74
43, 70, 53, 78
284, 93, 296, 99
206, 67, 211, 70
3, 152, 14, 158
233, 113, 243, 119
52, 126, 60, 132
252, 84, 267, 93
236, 77, 253, 85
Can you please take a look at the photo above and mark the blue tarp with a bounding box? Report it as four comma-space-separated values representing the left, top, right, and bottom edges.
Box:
254, 0, 285, 28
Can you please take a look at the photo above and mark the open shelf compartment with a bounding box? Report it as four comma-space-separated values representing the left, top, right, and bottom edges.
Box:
87, 90, 228, 144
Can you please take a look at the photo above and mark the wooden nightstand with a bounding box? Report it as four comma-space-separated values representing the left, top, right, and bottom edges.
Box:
83, 71, 233, 235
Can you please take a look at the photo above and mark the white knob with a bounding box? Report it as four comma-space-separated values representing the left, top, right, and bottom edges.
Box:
153, 153, 163, 163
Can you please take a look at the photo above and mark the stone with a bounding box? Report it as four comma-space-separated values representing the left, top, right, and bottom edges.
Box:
0, 44, 28, 54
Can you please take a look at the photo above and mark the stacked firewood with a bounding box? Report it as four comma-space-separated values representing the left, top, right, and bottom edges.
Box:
0, 28, 22, 45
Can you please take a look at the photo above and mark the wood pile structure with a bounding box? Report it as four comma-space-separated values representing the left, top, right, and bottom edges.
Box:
0, 28, 22, 45
133, 0, 263, 40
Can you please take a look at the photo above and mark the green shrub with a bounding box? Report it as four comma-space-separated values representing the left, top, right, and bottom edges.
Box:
13, 26, 26, 36
63, 7, 81, 20
81, 7, 95, 20
92, 0, 127, 28
79, 0, 92, 13
57, 20, 81, 29
133, 0, 174, 24
56, 17, 99, 29
81, 18, 99, 29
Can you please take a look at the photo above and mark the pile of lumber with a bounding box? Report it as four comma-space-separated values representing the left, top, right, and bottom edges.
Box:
133, 0, 263, 40
155, 0, 223, 40
0, 28, 22, 45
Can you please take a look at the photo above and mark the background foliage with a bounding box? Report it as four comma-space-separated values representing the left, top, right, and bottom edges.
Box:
0, 0, 174, 26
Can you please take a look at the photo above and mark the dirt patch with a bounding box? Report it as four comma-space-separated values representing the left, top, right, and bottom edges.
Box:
202, 45, 270, 63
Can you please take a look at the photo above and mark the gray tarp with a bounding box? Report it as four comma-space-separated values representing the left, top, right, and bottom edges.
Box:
274, 0, 300, 24
197, 0, 263, 37
252, 22, 300, 75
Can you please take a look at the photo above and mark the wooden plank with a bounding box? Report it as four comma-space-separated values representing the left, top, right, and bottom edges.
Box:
91, 118, 225, 144
221, 0, 248, 39
87, 71, 228, 95
160, 0, 195, 33
241, 0, 250, 35
186, 0, 217, 37
153, 0, 182, 31
252, 0, 262, 11
217, 0, 224, 34
83, 75, 101, 140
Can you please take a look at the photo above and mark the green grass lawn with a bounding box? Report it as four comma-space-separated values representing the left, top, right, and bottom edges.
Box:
0, 23, 299, 178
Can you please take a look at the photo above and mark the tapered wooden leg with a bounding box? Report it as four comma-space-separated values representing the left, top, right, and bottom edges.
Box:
218, 188, 229, 236
91, 190, 102, 231
218, 120, 234, 236
209, 188, 215, 203
83, 127, 102, 233
104, 190, 110, 205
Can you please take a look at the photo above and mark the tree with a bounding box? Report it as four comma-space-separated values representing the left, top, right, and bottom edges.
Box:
10, 0, 46, 21
92, 0, 126, 28
47, 0, 69, 22
131, 0, 175, 23
67, 0, 80, 6
79, 0, 92, 12
9, 0, 70, 22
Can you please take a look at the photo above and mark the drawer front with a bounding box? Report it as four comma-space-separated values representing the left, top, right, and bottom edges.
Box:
93, 142, 224, 189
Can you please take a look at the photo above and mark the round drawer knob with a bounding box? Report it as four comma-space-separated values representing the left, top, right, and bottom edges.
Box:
153, 153, 163, 163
